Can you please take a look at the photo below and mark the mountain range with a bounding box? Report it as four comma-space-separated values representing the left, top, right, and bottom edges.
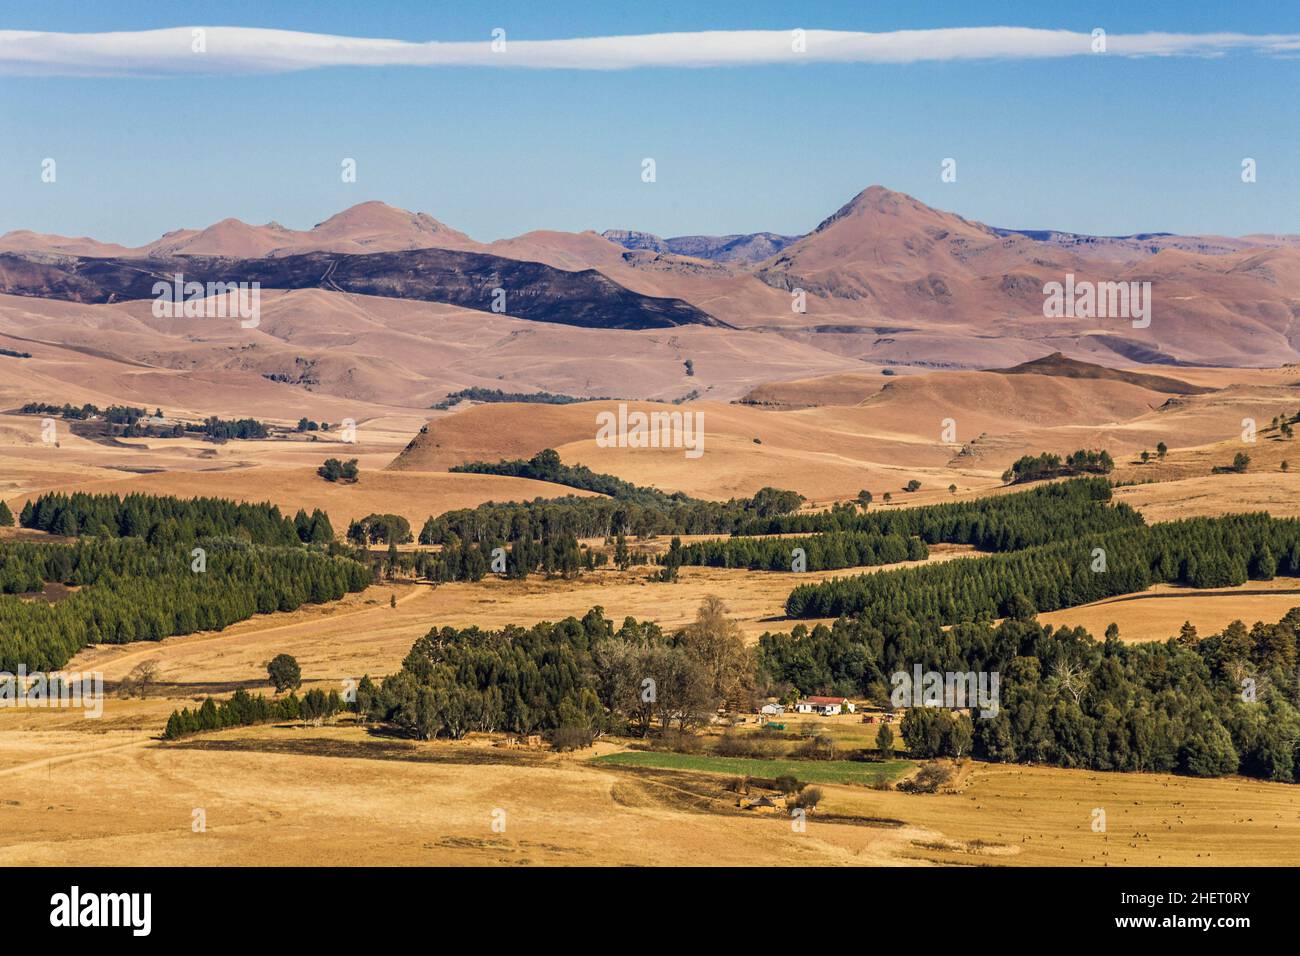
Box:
3, 187, 1299, 368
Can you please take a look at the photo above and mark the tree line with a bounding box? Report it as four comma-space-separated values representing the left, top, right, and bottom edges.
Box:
784, 512, 1300, 621
449, 448, 682, 507
431, 386, 612, 410
449, 448, 803, 519
391, 534, 600, 583
18, 403, 272, 440
1002, 449, 1115, 484
672, 530, 927, 572
420, 485, 804, 550
19, 492, 304, 545
20, 402, 147, 423
195, 415, 271, 441
164, 686, 343, 739
734, 477, 1139, 552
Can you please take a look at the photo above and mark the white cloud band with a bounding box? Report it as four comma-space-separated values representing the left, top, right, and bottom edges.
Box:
2, 26, 1298, 76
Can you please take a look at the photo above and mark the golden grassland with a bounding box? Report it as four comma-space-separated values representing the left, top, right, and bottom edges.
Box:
5, 714, 1300, 867
1040, 578, 1300, 643
4, 363, 1300, 866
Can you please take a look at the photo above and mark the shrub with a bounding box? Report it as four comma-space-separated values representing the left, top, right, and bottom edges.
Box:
897, 761, 954, 794
318, 458, 359, 483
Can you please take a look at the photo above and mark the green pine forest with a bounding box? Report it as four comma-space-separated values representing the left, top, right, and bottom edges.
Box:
8, 467, 1300, 784
1, 493, 370, 672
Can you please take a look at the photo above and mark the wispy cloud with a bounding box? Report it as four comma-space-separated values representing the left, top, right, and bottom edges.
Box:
2, 26, 1298, 77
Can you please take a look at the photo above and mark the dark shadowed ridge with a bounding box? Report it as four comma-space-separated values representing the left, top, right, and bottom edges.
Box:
0, 248, 725, 331
993, 352, 1212, 394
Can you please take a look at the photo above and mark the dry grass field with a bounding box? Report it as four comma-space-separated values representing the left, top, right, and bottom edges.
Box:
5, 712, 1299, 867
1040, 578, 1300, 643
5, 343, 1300, 867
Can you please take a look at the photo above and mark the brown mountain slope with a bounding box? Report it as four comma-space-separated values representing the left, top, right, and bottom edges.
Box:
746, 186, 1300, 367
757, 185, 998, 300
0, 289, 861, 408
6, 189, 1300, 367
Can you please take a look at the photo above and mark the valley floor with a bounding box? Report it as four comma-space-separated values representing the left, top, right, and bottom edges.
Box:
3, 715, 1298, 867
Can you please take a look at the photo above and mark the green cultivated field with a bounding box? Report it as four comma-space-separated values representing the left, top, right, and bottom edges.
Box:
593, 750, 913, 786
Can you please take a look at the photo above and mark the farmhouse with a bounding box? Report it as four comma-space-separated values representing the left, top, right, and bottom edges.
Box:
794, 696, 855, 716
759, 703, 785, 717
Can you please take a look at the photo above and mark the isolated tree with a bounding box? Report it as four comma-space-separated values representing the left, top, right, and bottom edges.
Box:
876, 722, 895, 759
904, 480, 921, 493
857, 490, 873, 511
948, 484, 957, 495
120, 659, 161, 698
1140, 450, 1151, 464
1233, 452, 1251, 473
267, 653, 302, 693
1156, 441, 1168, 459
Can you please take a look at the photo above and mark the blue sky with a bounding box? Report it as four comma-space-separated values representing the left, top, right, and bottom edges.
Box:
1, 0, 1297, 245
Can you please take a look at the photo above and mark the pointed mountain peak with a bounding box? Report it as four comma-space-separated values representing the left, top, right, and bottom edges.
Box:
809, 186, 995, 240
814, 186, 933, 231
